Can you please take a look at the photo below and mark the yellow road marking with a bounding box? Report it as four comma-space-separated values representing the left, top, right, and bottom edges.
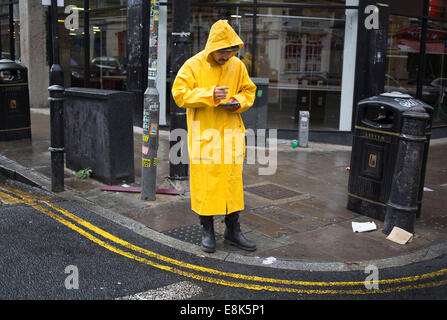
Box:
1, 185, 447, 295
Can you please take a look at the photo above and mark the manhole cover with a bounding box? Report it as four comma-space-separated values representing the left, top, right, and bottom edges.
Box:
245, 184, 301, 200
163, 224, 223, 246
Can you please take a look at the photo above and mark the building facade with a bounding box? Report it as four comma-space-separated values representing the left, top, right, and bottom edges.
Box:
2, 0, 447, 142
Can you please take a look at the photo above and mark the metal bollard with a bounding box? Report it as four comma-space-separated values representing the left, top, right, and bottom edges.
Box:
48, 65, 65, 193
383, 105, 430, 234
298, 111, 309, 148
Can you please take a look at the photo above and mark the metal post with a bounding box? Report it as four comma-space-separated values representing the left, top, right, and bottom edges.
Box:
383, 106, 430, 235
48, 0, 65, 192
141, 0, 160, 201
169, 0, 190, 180
298, 111, 309, 148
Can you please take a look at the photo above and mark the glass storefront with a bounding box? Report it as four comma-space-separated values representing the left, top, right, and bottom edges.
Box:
0, 11, 8, 60
189, 6, 253, 59
89, 0, 128, 9
60, 0, 127, 89
258, 0, 346, 4
88, 8, 127, 90
422, 20, 447, 125
180, 2, 347, 131
61, 0, 84, 88
386, 16, 422, 104
255, 7, 345, 130
0, 0, 20, 62
9, 0, 447, 132
386, 14, 447, 127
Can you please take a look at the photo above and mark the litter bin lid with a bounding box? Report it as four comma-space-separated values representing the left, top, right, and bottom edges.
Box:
0, 59, 27, 71
380, 91, 413, 99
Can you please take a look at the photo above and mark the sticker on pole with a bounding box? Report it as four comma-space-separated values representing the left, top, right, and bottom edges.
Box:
142, 145, 149, 156
142, 159, 151, 167
149, 123, 158, 135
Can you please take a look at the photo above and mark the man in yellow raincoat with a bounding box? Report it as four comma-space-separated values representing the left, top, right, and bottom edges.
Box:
172, 20, 257, 253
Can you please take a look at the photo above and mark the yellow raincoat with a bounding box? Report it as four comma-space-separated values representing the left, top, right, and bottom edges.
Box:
172, 20, 257, 216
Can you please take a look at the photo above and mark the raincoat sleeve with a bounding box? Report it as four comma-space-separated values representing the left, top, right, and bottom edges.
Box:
232, 62, 257, 114
171, 61, 217, 109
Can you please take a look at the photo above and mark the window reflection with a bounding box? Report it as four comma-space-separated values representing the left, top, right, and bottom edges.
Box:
423, 20, 447, 125
88, 8, 127, 90
189, 6, 253, 58
387, 15, 447, 126
0, 16, 8, 59
0, 2, 20, 62
256, 7, 345, 130
386, 16, 421, 98
90, 0, 127, 9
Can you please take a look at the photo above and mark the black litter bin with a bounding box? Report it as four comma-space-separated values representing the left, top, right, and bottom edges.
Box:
241, 77, 269, 146
347, 92, 432, 234
241, 77, 269, 132
0, 59, 31, 141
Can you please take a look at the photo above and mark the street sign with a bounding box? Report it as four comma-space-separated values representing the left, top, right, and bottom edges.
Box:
42, 0, 64, 7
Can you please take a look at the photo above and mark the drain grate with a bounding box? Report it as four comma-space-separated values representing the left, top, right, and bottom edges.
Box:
163, 224, 223, 246
245, 183, 301, 200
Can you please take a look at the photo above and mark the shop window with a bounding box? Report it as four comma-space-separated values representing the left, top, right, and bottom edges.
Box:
386, 15, 447, 126
59, 2, 127, 90
57, 3, 84, 88
90, 0, 128, 9
88, 8, 127, 90
0, 1, 20, 62
256, 7, 345, 130
385, 16, 421, 99
0, 16, 8, 59
189, 5, 253, 59
258, 0, 346, 4
423, 20, 447, 126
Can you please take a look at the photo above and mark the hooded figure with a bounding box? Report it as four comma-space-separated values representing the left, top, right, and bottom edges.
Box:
172, 20, 257, 253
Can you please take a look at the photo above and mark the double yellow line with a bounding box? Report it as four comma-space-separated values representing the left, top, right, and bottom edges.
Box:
1, 185, 447, 295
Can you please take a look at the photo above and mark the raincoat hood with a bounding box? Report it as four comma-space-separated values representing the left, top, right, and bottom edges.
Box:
204, 20, 244, 61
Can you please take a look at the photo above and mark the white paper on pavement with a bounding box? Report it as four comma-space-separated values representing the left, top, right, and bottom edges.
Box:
352, 221, 377, 233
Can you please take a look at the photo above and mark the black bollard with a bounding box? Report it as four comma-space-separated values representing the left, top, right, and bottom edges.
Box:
383, 105, 430, 234
48, 0, 65, 192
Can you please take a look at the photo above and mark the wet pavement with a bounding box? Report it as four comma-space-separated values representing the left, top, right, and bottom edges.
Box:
1, 109, 447, 264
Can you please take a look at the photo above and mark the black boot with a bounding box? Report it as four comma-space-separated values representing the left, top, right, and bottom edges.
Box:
224, 212, 256, 251
199, 216, 216, 253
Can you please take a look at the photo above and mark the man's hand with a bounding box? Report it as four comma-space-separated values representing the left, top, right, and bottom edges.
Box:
214, 86, 229, 101
221, 97, 240, 112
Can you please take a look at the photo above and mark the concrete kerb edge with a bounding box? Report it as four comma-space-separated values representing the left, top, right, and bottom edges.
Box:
2, 154, 447, 273
0, 156, 47, 189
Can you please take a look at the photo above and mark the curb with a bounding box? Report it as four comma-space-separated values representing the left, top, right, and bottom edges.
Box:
1, 154, 446, 272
